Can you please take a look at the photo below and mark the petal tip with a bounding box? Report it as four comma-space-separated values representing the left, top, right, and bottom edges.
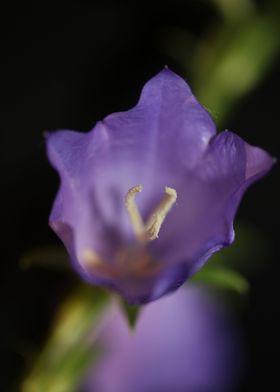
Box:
245, 143, 275, 181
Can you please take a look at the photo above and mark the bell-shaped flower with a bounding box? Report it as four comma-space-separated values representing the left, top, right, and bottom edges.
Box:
83, 285, 243, 392
47, 69, 274, 304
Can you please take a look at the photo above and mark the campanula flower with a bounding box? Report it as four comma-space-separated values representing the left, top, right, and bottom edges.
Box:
47, 68, 274, 304
83, 285, 243, 392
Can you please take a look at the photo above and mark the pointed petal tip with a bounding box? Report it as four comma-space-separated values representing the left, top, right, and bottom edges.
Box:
45, 129, 64, 150
156, 66, 189, 85
138, 68, 192, 108
245, 143, 276, 181
141, 67, 188, 88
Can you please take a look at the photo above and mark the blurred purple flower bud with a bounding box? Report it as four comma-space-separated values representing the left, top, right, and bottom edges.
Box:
47, 69, 274, 304
83, 285, 243, 392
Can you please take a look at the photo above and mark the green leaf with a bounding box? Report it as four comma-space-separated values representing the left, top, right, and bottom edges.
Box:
121, 301, 142, 329
19, 245, 70, 271
206, 223, 269, 274
192, 7, 280, 125
21, 285, 110, 392
190, 266, 249, 294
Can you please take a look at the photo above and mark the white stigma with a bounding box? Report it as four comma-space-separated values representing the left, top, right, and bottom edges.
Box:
124, 184, 145, 237
124, 185, 177, 241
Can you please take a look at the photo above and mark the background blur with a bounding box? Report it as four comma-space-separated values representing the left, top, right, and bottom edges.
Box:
1, 1, 279, 391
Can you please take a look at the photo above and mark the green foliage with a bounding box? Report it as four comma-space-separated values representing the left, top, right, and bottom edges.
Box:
207, 223, 269, 273
190, 265, 249, 294
121, 301, 142, 329
20, 0, 279, 389
20, 245, 70, 271
159, 0, 280, 126
21, 286, 109, 392
193, 10, 280, 124
190, 222, 270, 293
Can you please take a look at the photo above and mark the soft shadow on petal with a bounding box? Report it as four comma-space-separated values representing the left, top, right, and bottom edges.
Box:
244, 142, 275, 181
151, 132, 274, 284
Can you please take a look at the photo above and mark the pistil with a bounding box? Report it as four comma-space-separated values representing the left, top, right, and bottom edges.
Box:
125, 185, 177, 241
124, 184, 145, 237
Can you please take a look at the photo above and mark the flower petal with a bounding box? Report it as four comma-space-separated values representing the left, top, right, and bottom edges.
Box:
47, 69, 274, 303
149, 132, 274, 288
84, 286, 243, 392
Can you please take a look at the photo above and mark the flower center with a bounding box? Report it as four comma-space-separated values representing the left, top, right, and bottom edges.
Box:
80, 185, 177, 279
124, 184, 177, 241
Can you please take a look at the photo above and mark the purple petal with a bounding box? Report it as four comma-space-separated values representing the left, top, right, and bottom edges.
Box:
47, 69, 274, 303
149, 131, 274, 290
84, 285, 243, 392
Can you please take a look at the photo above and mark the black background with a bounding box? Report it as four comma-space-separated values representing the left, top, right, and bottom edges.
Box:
1, 1, 279, 391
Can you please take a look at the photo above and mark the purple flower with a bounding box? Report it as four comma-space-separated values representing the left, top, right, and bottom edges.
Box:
47, 68, 274, 304
83, 285, 243, 392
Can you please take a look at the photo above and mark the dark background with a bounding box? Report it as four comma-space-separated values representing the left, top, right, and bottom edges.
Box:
1, 1, 279, 391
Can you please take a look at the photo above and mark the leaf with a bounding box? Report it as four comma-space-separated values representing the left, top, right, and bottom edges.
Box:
19, 245, 70, 271
121, 301, 142, 329
190, 2, 280, 125
21, 285, 110, 392
206, 223, 269, 274
190, 266, 249, 294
